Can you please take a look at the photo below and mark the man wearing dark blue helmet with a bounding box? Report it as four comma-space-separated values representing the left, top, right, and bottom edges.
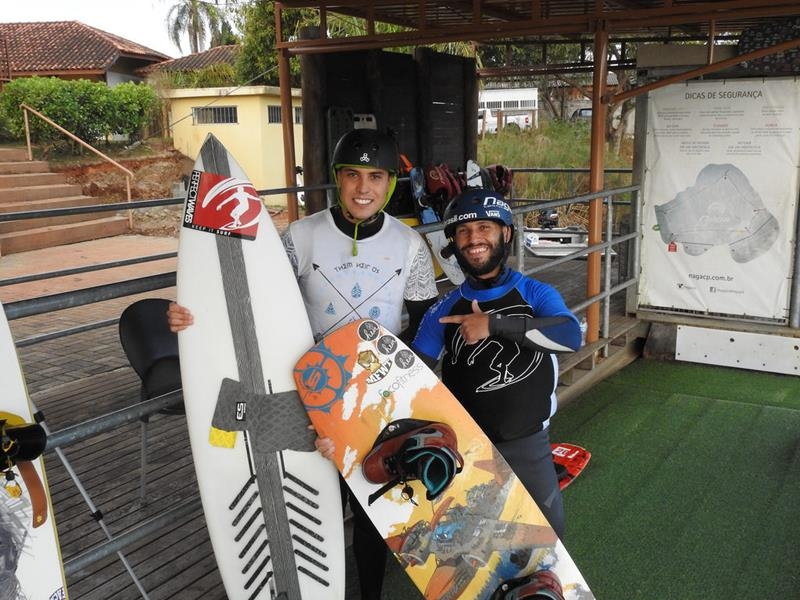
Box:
411, 188, 581, 538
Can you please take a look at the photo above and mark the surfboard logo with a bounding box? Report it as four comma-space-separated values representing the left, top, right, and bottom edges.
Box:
183, 170, 261, 240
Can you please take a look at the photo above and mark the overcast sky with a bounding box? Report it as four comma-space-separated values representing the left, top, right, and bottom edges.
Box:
3, 0, 194, 58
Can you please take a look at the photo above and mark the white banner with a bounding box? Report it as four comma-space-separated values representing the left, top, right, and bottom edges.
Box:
640, 78, 800, 320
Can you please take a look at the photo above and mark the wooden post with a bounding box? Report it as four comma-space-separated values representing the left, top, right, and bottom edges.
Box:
299, 26, 327, 215
586, 26, 609, 344
278, 47, 299, 223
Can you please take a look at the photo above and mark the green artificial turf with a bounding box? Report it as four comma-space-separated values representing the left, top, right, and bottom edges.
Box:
551, 358, 800, 599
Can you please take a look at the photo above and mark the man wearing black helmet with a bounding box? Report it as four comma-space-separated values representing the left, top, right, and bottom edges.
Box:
168, 128, 438, 599
280, 128, 438, 344
411, 188, 581, 539
290, 129, 439, 600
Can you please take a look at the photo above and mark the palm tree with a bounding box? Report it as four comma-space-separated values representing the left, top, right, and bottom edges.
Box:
167, 0, 225, 54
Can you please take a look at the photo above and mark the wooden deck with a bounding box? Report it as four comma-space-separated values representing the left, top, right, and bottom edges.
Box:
6, 248, 644, 600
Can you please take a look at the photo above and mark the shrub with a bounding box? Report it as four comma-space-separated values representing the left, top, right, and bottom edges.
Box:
109, 82, 159, 140
0, 77, 158, 150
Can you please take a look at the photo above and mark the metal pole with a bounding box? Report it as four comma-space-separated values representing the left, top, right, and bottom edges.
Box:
33, 402, 152, 599
23, 107, 32, 161
45, 391, 182, 449
3, 272, 177, 320
632, 188, 642, 297
602, 194, 614, 357
63, 497, 201, 575
514, 212, 525, 272
790, 210, 800, 328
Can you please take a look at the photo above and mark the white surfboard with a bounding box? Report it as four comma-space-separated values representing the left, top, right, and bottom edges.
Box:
177, 134, 344, 599
0, 302, 68, 600
425, 229, 465, 285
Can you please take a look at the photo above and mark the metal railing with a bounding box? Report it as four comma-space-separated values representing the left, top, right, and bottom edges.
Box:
1, 175, 641, 596
20, 103, 135, 224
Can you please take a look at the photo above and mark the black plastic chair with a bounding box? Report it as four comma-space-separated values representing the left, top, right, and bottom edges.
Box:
118, 298, 184, 501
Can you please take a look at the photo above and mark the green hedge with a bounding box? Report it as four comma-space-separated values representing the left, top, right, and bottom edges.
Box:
0, 77, 159, 148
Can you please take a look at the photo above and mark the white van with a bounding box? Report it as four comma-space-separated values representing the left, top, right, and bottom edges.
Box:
477, 109, 532, 133
478, 87, 538, 133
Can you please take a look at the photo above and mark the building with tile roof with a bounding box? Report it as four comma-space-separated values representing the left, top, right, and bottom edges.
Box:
145, 44, 239, 74
0, 21, 169, 87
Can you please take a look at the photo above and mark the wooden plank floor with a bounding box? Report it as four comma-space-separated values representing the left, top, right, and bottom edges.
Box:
16, 292, 224, 600
7, 248, 636, 600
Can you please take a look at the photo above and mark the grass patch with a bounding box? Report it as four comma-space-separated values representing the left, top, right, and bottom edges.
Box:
551, 359, 800, 599
477, 120, 633, 198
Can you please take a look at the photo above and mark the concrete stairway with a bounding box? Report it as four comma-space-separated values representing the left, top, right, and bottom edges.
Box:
0, 147, 130, 255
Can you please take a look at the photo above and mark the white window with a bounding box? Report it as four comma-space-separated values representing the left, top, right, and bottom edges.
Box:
192, 106, 237, 124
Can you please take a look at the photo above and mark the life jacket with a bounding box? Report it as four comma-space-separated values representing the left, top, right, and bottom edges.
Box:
425, 163, 464, 204
363, 418, 463, 506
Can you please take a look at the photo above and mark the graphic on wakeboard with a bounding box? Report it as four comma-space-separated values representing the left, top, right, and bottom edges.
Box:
294, 319, 594, 600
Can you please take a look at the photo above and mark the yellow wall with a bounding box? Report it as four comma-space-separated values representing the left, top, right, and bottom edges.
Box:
162, 85, 303, 206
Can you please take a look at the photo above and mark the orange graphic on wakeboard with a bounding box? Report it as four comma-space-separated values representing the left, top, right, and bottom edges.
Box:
294, 320, 594, 600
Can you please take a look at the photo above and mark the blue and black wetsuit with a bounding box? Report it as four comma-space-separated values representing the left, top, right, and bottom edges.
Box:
412, 267, 580, 537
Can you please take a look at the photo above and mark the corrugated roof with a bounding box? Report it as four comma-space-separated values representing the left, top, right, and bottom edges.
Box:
0, 21, 169, 76
276, 1, 800, 53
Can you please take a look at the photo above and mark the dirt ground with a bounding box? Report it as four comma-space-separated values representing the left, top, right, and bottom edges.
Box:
52, 146, 290, 235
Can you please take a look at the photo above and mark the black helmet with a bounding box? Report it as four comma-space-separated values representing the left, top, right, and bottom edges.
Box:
442, 188, 514, 238
331, 129, 399, 174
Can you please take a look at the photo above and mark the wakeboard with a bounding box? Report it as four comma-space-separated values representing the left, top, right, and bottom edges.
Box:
0, 301, 68, 600
294, 319, 594, 599
552, 443, 592, 491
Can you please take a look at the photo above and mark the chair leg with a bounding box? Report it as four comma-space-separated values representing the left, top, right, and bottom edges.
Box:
140, 416, 149, 504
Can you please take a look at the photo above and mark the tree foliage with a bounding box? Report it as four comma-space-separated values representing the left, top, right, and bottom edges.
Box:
167, 0, 237, 54
0, 77, 158, 150
235, 3, 475, 87
235, 1, 313, 86
108, 82, 161, 140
